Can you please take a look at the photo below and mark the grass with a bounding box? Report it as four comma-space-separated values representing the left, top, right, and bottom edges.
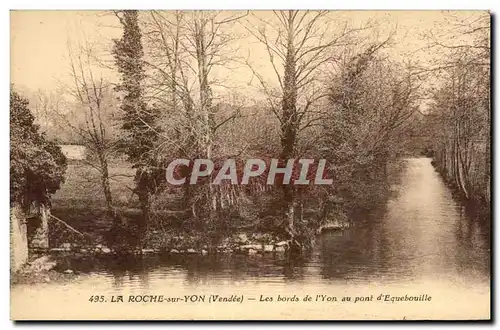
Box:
50, 160, 192, 249
50, 161, 139, 245
52, 161, 136, 208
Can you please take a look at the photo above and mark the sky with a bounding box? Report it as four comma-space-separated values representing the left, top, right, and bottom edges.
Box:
10, 10, 488, 99
11, 10, 120, 93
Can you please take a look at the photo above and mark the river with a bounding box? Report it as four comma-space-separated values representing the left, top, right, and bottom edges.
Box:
11, 157, 490, 320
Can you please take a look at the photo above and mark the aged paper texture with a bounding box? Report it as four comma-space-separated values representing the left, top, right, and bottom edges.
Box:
10, 10, 491, 320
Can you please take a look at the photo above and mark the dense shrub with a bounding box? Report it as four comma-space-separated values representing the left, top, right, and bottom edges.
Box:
10, 91, 67, 207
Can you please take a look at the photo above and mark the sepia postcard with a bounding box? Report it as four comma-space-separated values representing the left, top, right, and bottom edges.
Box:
10, 9, 491, 320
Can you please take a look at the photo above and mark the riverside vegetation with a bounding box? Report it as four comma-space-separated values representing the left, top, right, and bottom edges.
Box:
10, 11, 490, 279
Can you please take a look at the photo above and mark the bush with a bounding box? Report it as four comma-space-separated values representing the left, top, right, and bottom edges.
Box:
10, 90, 67, 207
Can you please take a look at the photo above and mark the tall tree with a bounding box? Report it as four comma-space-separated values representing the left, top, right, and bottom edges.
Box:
113, 10, 163, 229
246, 10, 364, 249
62, 40, 119, 219
323, 45, 417, 215
142, 11, 247, 232
423, 11, 490, 207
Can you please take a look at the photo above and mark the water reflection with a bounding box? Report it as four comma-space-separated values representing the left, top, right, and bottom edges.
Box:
49, 158, 490, 291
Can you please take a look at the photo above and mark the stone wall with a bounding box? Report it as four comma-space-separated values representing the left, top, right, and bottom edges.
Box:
27, 203, 50, 250
10, 204, 28, 272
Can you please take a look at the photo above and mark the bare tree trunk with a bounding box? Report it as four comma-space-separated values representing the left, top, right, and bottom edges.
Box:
280, 12, 299, 247
457, 135, 470, 199
65, 39, 119, 226
485, 129, 490, 204
97, 152, 116, 223
138, 190, 150, 232
136, 169, 151, 233
194, 14, 217, 232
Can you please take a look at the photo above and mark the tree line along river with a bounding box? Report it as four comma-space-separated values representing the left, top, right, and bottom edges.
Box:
11, 157, 490, 320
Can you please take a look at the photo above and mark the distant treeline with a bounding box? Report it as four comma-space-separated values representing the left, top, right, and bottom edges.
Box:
421, 14, 490, 210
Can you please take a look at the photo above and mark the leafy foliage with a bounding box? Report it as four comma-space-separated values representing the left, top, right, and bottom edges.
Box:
113, 10, 163, 167
10, 91, 67, 206
113, 10, 166, 227
318, 46, 417, 217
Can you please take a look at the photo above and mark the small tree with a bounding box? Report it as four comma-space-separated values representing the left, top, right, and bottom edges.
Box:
64, 40, 119, 219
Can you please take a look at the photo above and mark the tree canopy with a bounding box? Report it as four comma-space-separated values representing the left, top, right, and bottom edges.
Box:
10, 90, 67, 207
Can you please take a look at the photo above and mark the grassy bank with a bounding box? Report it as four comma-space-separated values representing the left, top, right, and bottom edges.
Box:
49, 160, 375, 254
50, 162, 283, 252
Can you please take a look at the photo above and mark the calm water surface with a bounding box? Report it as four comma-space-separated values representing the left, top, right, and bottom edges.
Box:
12, 157, 490, 319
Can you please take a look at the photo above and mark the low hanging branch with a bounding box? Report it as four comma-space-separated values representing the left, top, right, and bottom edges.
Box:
49, 214, 86, 237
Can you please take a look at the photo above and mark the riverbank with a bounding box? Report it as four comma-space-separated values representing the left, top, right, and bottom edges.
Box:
430, 159, 490, 218
49, 190, 353, 260
15, 218, 352, 286
14, 158, 490, 291
11, 255, 80, 285
49, 219, 352, 257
